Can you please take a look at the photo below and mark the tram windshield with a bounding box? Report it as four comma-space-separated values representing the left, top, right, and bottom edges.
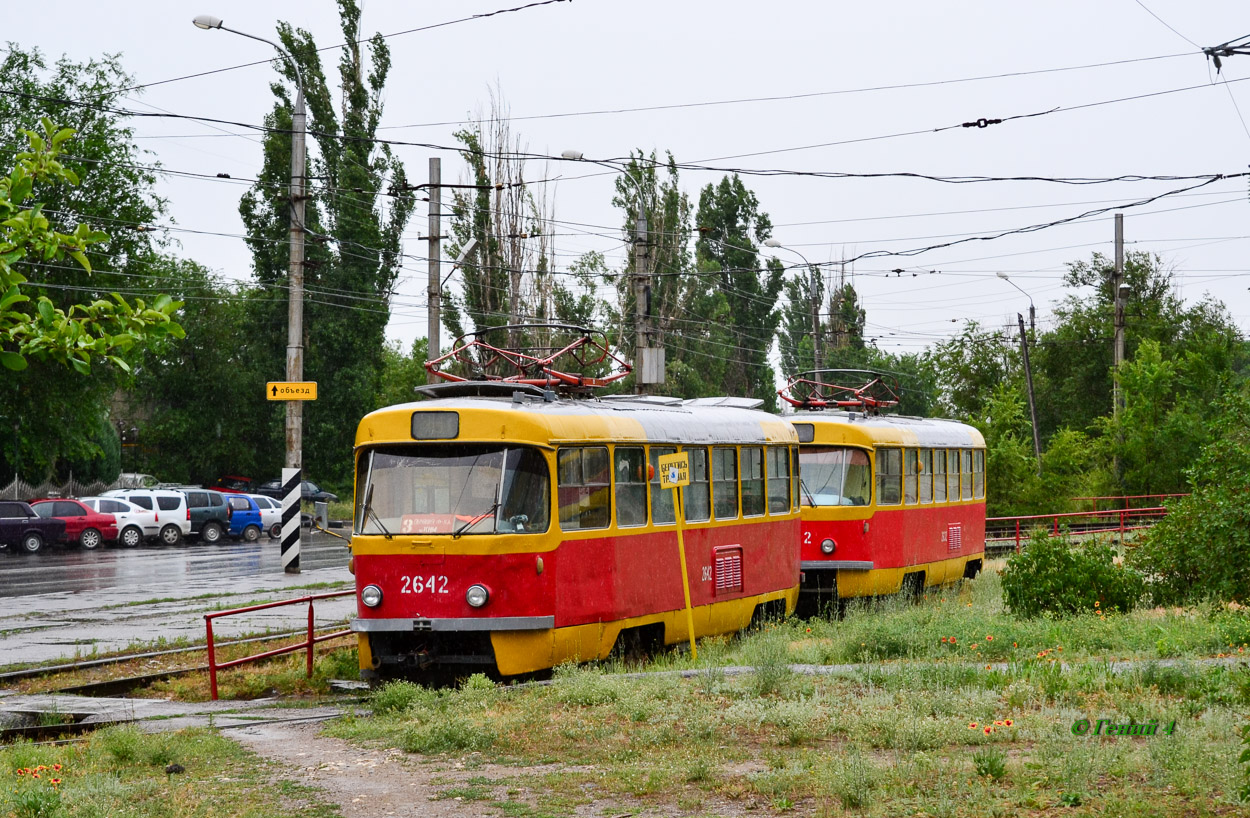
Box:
356, 444, 550, 536
799, 447, 871, 506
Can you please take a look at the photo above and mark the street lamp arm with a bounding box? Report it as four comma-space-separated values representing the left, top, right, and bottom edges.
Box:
193, 17, 306, 99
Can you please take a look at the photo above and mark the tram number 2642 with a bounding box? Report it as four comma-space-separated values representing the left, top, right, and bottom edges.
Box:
400, 575, 449, 594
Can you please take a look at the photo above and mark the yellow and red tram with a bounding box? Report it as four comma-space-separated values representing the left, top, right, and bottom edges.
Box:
350, 383, 802, 680
782, 373, 986, 615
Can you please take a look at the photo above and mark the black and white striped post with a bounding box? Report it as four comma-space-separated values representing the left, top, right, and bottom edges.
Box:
280, 467, 301, 574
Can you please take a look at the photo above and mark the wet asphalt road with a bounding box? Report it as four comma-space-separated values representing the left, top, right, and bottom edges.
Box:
0, 531, 351, 598
0, 530, 356, 666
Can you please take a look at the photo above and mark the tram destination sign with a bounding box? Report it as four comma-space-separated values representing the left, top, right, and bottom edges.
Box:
658, 452, 690, 489
266, 381, 318, 401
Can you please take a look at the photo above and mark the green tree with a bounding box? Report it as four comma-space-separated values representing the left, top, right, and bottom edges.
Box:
239, 0, 416, 485
1130, 386, 1250, 603
130, 259, 274, 484
694, 175, 784, 408
376, 338, 429, 408
0, 47, 182, 483
604, 151, 731, 397
0, 122, 182, 482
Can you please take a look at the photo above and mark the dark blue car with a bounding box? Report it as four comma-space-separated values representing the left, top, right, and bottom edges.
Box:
226, 495, 264, 542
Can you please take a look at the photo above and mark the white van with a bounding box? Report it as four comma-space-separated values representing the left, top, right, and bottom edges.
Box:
101, 489, 191, 545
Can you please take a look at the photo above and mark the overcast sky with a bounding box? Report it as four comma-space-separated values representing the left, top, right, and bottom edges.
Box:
6, 1, 1250, 358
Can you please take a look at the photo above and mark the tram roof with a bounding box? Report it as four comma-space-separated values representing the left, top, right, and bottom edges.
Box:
357, 393, 799, 448
788, 410, 984, 448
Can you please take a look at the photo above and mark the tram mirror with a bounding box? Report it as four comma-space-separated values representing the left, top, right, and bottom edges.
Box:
411, 411, 459, 439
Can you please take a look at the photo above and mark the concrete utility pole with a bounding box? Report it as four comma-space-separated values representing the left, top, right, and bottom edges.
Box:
810, 263, 822, 370
633, 206, 650, 393
427, 157, 442, 363
1018, 313, 1042, 475
1113, 213, 1126, 415
286, 77, 306, 473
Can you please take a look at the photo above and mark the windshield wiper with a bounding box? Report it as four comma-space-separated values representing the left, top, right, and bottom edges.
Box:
800, 478, 817, 506
453, 502, 500, 540
362, 484, 393, 540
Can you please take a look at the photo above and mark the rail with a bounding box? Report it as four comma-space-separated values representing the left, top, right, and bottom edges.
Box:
203, 590, 355, 700
986, 506, 1168, 553
1070, 494, 1188, 511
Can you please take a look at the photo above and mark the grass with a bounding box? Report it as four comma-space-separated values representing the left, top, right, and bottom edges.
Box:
0, 726, 340, 818
324, 567, 1250, 816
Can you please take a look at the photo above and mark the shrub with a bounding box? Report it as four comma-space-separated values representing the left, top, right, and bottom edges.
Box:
1129, 388, 1250, 604
1000, 532, 1144, 618
371, 680, 432, 715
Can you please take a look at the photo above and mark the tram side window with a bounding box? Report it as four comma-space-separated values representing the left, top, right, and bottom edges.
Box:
904, 449, 919, 504
877, 447, 902, 506
947, 449, 960, 501
919, 449, 934, 503
741, 446, 765, 516
961, 450, 974, 500
974, 449, 985, 499
648, 447, 676, 525
558, 446, 611, 531
767, 447, 791, 513
685, 447, 711, 522
712, 447, 739, 520
933, 447, 947, 502
614, 447, 647, 528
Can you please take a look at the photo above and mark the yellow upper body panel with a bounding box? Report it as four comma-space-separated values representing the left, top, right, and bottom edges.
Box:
357, 396, 800, 449
792, 411, 985, 449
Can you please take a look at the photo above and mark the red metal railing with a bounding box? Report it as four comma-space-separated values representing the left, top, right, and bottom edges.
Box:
204, 590, 355, 700
986, 506, 1169, 553
1071, 494, 1188, 512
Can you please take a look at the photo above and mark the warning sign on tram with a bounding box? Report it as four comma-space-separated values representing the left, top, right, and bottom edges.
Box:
658, 452, 690, 489
267, 381, 318, 401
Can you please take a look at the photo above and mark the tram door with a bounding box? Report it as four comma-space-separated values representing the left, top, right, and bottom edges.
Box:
902, 449, 922, 572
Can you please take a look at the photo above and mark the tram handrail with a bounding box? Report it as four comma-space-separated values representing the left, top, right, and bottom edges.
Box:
203, 590, 355, 700
986, 506, 1169, 553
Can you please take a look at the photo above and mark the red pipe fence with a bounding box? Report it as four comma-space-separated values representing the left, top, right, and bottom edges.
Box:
985, 506, 1169, 553
204, 590, 354, 700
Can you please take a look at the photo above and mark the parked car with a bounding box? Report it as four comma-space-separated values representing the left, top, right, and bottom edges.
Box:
79, 496, 159, 548
29, 499, 118, 550
101, 489, 191, 546
175, 489, 231, 544
225, 494, 264, 542
247, 493, 284, 539
256, 479, 338, 504
212, 475, 255, 494
0, 500, 66, 554
116, 472, 159, 489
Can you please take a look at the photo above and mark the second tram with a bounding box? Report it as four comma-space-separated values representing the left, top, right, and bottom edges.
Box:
783, 373, 986, 615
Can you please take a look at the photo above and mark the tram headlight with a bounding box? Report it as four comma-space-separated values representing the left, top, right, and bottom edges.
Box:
820, 538, 836, 555
361, 584, 383, 608
465, 584, 490, 608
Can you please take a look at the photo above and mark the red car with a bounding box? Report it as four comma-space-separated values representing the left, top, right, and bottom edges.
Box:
30, 499, 119, 550
211, 475, 255, 494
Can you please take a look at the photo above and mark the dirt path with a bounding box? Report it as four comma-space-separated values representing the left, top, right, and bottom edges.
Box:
228, 720, 751, 818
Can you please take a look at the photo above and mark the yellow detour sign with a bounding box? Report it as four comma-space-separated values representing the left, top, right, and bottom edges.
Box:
657, 450, 697, 660
267, 381, 318, 401
658, 451, 690, 489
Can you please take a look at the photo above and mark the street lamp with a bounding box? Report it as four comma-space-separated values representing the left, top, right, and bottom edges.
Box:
994, 272, 1042, 475
995, 272, 1035, 336
764, 238, 822, 370
561, 149, 662, 389
194, 14, 307, 473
